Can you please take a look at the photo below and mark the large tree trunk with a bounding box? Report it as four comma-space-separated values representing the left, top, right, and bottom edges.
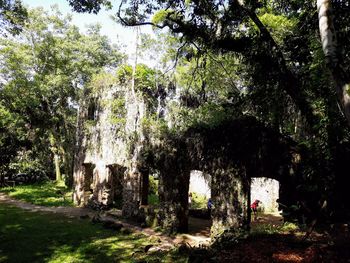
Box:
317, 0, 350, 126
54, 153, 62, 181
49, 133, 62, 182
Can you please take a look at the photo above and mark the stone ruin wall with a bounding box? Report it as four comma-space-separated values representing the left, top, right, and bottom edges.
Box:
73, 83, 145, 213
72, 77, 295, 237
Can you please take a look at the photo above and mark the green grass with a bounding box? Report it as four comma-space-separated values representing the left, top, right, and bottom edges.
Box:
0, 204, 188, 263
0, 181, 73, 207
250, 222, 300, 236
148, 193, 159, 206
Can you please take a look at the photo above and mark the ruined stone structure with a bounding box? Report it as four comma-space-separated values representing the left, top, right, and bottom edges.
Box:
73, 78, 298, 238
73, 82, 149, 219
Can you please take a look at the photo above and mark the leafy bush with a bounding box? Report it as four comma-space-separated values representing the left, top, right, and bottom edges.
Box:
148, 193, 159, 206
149, 175, 158, 195
191, 192, 208, 209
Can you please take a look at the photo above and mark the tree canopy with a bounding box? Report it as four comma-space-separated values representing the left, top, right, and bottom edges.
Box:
0, 0, 27, 35
0, 6, 123, 183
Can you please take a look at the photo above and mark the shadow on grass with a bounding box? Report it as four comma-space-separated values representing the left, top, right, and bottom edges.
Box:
0, 204, 186, 263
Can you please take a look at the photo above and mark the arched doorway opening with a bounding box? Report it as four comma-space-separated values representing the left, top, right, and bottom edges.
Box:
250, 177, 283, 229
106, 164, 126, 209
188, 170, 212, 237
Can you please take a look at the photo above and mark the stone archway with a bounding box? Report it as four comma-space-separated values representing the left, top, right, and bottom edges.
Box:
250, 177, 280, 214
154, 117, 297, 237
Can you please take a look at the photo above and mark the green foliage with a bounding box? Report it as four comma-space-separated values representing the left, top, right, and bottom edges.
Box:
141, 115, 169, 138
116, 63, 159, 98
88, 72, 117, 94
148, 193, 159, 206
116, 64, 133, 84
2, 0, 350, 227
152, 9, 174, 24
0, 181, 73, 207
109, 97, 126, 127
148, 175, 158, 195
0, 7, 123, 181
0, 0, 27, 35
167, 101, 237, 133
258, 13, 297, 44
190, 192, 207, 209
148, 176, 159, 206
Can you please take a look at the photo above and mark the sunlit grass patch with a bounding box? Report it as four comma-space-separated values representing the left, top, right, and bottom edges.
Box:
0, 204, 188, 263
251, 221, 300, 236
0, 181, 73, 207
191, 192, 207, 209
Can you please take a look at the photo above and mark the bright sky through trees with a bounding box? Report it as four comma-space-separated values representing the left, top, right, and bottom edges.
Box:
22, 0, 154, 65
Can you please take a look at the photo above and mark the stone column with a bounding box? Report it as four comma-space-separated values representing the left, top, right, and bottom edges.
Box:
102, 165, 114, 206
73, 166, 84, 206
158, 167, 190, 233
210, 165, 250, 238
122, 169, 141, 218
82, 163, 94, 206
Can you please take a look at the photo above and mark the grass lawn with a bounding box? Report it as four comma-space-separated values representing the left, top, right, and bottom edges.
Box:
0, 181, 73, 207
0, 204, 187, 263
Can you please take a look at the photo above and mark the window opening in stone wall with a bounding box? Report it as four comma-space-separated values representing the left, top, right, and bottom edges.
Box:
87, 99, 97, 120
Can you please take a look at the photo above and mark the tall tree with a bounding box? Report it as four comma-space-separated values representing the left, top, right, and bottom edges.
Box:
0, 6, 123, 182
317, 0, 350, 126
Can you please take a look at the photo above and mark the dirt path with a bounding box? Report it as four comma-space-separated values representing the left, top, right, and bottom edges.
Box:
0, 193, 210, 249
251, 212, 284, 229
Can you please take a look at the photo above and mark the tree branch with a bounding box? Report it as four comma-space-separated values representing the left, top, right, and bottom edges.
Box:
243, 7, 317, 128
117, 1, 166, 29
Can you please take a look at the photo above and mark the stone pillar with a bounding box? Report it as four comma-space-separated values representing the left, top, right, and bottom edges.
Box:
122, 169, 141, 218
79, 163, 94, 206
158, 168, 190, 233
210, 165, 250, 238
73, 167, 84, 206
101, 166, 114, 206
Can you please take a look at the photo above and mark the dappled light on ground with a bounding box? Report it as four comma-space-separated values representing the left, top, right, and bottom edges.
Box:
0, 182, 73, 207
0, 204, 186, 263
